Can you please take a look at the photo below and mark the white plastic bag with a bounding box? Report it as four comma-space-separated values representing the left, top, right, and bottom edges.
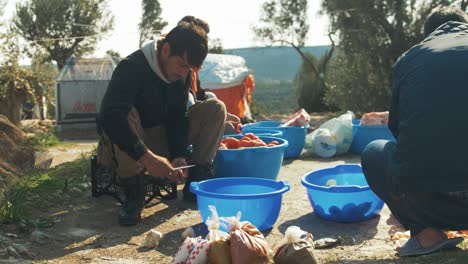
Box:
206, 205, 229, 242
311, 128, 337, 158
206, 206, 231, 264
305, 111, 354, 158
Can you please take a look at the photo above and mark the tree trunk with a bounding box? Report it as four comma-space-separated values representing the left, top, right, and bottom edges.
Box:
0, 90, 25, 125
0, 100, 22, 125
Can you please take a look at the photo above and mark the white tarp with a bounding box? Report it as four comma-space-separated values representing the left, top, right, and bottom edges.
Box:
198, 53, 250, 90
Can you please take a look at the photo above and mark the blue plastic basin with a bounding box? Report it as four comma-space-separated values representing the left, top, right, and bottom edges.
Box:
350, 120, 396, 154
301, 164, 384, 223
190, 177, 290, 231
242, 121, 307, 158
214, 135, 288, 180
242, 129, 283, 137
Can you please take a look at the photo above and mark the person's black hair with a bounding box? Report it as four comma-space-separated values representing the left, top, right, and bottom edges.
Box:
163, 22, 208, 68
424, 6, 468, 37
179, 15, 210, 34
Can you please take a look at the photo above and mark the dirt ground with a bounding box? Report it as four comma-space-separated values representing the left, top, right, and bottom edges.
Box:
0, 140, 410, 264
2, 117, 466, 263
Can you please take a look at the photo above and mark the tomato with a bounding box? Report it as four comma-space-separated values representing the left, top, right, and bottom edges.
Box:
221, 137, 240, 149
243, 133, 258, 140
253, 139, 267, 147
238, 139, 254, 148
218, 143, 227, 149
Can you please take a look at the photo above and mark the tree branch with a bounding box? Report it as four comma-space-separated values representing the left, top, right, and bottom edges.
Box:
321, 32, 335, 74
273, 39, 319, 76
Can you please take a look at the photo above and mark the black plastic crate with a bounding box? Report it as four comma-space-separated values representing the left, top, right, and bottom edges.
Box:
90, 155, 177, 205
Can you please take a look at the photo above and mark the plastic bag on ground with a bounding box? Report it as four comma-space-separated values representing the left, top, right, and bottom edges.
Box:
173, 236, 202, 263
273, 226, 319, 264
226, 212, 272, 264
186, 239, 210, 264
209, 239, 231, 264
206, 206, 230, 242
303, 111, 354, 158
206, 206, 231, 264
311, 128, 337, 158
172, 236, 210, 264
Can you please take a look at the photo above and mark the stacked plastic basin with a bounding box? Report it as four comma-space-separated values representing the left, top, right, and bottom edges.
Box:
241, 129, 283, 137
214, 135, 288, 180
242, 121, 307, 158
350, 120, 396, 154
199, 132, 290, 231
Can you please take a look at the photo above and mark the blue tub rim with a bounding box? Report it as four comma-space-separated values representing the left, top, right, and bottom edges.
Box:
190, 177, 290, 199
301, 164, 371, 193
225, 128, 283, 138
242, 129, 283, 137
243, 120, 310, 131
353, 120, 391, 130
218, 135, 289, 152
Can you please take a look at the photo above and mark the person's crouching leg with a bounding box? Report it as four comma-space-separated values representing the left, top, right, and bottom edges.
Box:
118, 175, 145, 225
361, 140, 396, 200
183, 164, 215, 201
185, 99, 227, 201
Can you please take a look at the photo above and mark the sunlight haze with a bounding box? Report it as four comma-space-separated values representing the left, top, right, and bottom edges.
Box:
5, 0, 330, 59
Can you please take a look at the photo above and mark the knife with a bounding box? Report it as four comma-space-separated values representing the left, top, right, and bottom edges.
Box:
173, 164, 196, 170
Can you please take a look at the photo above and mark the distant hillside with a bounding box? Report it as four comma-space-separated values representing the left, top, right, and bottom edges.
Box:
225, 45, 331, 81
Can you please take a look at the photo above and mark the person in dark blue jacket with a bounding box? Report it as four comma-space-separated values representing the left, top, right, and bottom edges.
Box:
362, 7, 468, 257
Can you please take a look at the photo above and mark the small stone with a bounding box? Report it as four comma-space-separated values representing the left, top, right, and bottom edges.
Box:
142, 229, 163, 248
314, 237, 341, 249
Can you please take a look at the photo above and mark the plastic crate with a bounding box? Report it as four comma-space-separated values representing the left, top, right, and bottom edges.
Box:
90, 155, 177, 205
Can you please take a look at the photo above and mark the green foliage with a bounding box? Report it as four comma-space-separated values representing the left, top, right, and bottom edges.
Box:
251, 80, 298, 115
254, 0, 335, 113
253, 0, 309, 47
13, 0, 114, 70
0, 38, 56, 122
0, 154, 90, 224
321, 0, 465, 112
0, 182, 29, 223
28, 132, 61, 151
0, 62, 35, 125
0, 0, 5, 27
295, 52, 335, 112
325, 49, 392, 112
30, 54, 58, 119
209, 38, 224, 54
138, 0, 167, 47
105, 49, 122, 59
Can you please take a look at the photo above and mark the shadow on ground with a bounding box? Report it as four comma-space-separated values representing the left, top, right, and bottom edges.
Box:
17, 187, 202, 262
279, 213, 380, 245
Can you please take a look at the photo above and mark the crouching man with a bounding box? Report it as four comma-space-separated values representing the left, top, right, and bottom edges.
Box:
97, 20, 226, 226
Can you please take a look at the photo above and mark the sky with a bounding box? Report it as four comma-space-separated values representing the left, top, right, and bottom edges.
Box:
5, 0, 331, 59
